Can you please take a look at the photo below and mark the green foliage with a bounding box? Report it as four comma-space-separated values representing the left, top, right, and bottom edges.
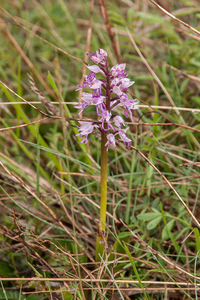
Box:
0, 262, 14, 277
0, 0, 200, 298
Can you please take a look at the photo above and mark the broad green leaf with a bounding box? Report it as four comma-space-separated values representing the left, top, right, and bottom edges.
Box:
118, 232, 132, 239
147, 216, 162, 230
137, 212, 161, 221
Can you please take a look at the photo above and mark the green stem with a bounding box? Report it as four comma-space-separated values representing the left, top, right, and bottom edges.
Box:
95, 130, 107, 261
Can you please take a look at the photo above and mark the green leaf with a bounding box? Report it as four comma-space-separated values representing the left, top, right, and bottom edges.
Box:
118, 232, 132, 239
162, 219, 175, 241
147, 216, 162, 230
26, 294, 45, 300
194, 228, 200, 252
0, 262, 14, 277
137, 212, 161, 221
0, 290, 18, 300
123, 243, 149, 299
47, 71, 58, 95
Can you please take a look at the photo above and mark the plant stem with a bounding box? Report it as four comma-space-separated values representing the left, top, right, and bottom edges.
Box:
95, 129, 107, 261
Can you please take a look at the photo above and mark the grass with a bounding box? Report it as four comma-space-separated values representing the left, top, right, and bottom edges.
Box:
1, 0, 200, 299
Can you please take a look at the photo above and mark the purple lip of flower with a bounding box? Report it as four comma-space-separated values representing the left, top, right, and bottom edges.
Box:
105, 133, 116, 151
75, 48, 139, 150
113, 116, 125, 128
118, 127, 132, 147
99, 109, 114, 131
76, 120, 99, 144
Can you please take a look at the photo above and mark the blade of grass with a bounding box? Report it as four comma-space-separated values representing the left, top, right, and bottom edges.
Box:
123, 243, 149, 299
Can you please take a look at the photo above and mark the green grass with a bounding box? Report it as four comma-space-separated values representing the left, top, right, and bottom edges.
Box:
1, 0, 200, 299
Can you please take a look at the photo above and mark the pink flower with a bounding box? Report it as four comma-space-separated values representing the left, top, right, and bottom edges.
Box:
76, 72, 96, 91
120, 78, 135, 88
75, 48, 139, 150
76, 121, 99, 144
74, 93, 105, 114
99, 109, 114, 131
87, 65, 105, 75
89, 78, 103, 90
87, 48, 108, 66
118, 127, 131, 147
119, 93, 139, 121
113, 116, 125, 128
105, 133, 116, 151
111, 77, 135, 96
109, 64, 126, 77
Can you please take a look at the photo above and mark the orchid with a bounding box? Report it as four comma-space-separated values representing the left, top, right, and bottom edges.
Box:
75, 48, 139, 261
75, 48, 138, 150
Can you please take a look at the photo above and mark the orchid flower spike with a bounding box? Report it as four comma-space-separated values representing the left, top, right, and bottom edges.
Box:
75, 48, 138, 150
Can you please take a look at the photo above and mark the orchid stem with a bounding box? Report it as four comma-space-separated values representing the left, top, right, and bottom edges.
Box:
95, 129, 107, 261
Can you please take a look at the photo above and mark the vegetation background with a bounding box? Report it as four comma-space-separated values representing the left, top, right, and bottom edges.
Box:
1, 0, 200, 299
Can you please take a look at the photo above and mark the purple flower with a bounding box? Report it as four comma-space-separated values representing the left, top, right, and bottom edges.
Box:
105, 133, 116, 151
76, 121, 99, 144
118, 127, 131, 147
87, 65, 105, 75
109, 63, 126, 78
111, 77, 135, 96
76, 72, 96, 91
74, 93, 105, 115
113, 116, 125, 128
99, 109, 114, 131
76, 73, 103, 95
75, 48, 139, 149
87, 48, 108, 66
119, 93, 139, 121
89, 78, 103, 92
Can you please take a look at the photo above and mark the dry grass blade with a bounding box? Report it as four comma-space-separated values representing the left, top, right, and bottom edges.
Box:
0, 5, 87, 65
78, 0, 94, 119
2, 100, 200, 113
0, 117, 49, 132
28, 73, 69, 127
127, 27, 200, 149
0, 161, 95, 263
149, 0, 200, 36
129, 145, 200, 228
162, 61, 200, 83
119, 219, 200, 282
0, 18, 57, 101
0, 277, 199, 286
99, 0, 121, 63
28, 74, 61, 118
179, 162, 200, 167
0, 161, 58, 220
